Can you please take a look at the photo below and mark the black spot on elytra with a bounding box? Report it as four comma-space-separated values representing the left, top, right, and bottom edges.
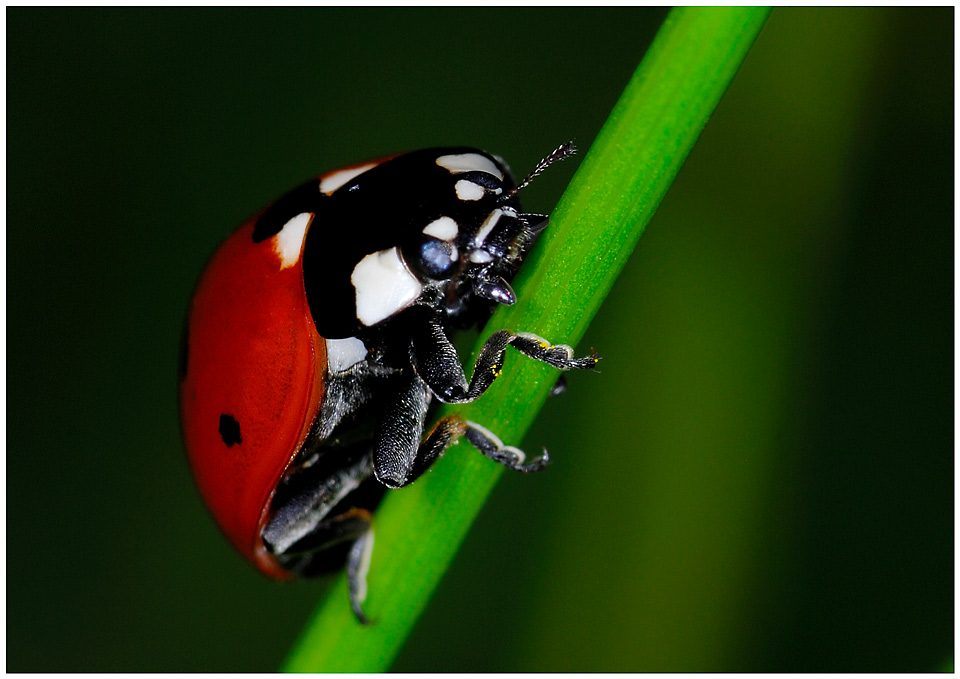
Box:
252, 179, 325, 243
219, 414, 242, 447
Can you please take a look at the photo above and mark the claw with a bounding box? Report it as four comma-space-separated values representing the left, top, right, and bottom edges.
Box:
347, 529, 375, 625
518, 447, 550, 473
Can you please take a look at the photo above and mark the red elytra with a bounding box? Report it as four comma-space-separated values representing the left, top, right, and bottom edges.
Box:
180, 213, 326, 578
180, 157, 397, 578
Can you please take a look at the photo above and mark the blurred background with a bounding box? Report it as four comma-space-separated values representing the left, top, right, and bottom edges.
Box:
7, 7, 952, 672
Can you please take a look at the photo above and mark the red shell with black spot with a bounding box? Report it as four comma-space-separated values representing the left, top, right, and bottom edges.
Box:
179, 207, 326, 577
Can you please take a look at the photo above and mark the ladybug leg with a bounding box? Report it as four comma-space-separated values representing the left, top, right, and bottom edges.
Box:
462, 417, 549, 472
372, 371, 432, 489
277, 508, 377, 624
345, 522, 376, 624
410, 315, 598, 405
487, 330, 600, 373
262, 450, 385, 623
373, 371, 548, 489
405, 413, 549, 478
266, 501, 378, 624
262, 450, 373, 557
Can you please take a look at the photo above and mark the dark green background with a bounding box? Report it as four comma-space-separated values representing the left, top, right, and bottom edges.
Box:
8, 7, 953, 671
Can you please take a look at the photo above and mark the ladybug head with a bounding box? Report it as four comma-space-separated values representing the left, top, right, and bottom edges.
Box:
398, 143, 576, 321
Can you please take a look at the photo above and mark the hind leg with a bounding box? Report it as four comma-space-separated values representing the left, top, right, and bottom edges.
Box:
262, 450, 382, 623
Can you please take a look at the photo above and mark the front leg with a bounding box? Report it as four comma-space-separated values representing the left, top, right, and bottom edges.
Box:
409, 313, 599, 405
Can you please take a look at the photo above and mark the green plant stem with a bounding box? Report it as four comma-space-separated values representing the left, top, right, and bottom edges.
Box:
283, 7, 771, 672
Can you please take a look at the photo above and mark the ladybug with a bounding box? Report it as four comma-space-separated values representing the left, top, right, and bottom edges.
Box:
178, 143, 597, 622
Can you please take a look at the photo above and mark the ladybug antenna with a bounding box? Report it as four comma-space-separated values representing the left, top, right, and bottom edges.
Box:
509, 141, 577, 196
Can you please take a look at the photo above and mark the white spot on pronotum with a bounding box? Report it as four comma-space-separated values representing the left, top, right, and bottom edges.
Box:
436, 153, 504, 180
326, 337, 368, 373
274, 212, 312, 269
319, 162, 378, 195
455, 179, 485, 201
351, 247, 422, 326
422, 216, 458, 242
474, 208, 503, 247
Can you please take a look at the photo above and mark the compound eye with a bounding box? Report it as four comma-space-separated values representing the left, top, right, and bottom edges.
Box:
416, 237, 458, 280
